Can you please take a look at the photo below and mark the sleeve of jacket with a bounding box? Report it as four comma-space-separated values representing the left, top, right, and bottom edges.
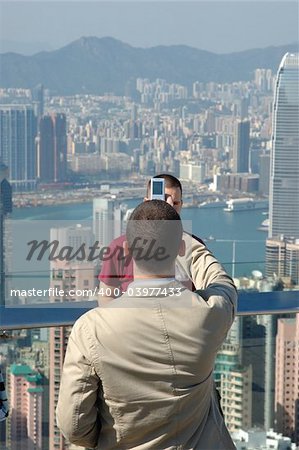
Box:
180, 233, 237, 330
56, 318, 101, 448
180, 232, 236, 288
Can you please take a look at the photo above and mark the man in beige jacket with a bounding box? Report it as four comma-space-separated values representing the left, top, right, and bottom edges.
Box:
56, 200, 237, 449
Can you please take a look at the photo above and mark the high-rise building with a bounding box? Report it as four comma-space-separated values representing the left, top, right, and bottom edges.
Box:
48, 222, 96, 450
49, 260, 96, 450
0, 105, 37, 190
214, 343, 252, 433
275, 315, 299, 444
50, 224, 94, 259
232, 120, 250, 173
241, 316, 266, 427
265, 54, 299, 432
259, 152, 271, 196
6, 364, 43, 450
0, 163, 12, 305
180, 162, 206, 183
93, 197, 122, 247
269, 53, 299, 239
37, 113, 67, 183
31, 84, 44, 121
266, 236, 299, 285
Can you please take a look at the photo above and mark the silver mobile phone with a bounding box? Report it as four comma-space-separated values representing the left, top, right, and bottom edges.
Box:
150, 178, 165, 200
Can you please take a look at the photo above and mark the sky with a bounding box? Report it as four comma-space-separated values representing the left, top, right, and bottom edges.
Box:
0, 1, 298, 54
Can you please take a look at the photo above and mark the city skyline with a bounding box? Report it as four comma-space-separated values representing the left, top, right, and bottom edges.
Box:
1, 46, 299, 447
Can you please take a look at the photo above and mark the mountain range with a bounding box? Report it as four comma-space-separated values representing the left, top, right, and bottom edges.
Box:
0, 37, 297, 95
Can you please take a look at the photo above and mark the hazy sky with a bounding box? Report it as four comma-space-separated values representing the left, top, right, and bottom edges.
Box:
0, 1, 298, 54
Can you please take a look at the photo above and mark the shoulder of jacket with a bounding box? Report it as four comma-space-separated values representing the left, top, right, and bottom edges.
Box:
183, 230, 206, 246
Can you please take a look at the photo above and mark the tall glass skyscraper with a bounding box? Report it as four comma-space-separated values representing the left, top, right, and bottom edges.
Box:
37, 113, 67, 183
269, 53, 299, 239
0, 105, 37, 191
232, 120, 250, 173
265, 52, 299, 434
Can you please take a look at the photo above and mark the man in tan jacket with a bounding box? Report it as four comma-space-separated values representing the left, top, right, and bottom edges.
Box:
56, 200, 237, 449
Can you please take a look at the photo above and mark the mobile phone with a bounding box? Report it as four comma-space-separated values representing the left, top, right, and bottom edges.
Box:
150, 178, 165, 200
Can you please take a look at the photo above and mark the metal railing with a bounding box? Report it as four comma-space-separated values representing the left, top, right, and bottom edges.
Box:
0, 290, 298, 330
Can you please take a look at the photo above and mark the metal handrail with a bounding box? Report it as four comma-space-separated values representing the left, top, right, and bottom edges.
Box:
0, 290, 298, 331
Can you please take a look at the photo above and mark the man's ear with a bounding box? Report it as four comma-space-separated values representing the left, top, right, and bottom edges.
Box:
123, 240, 130, 257
179, 239, 186, 257
143, 197, 149, 202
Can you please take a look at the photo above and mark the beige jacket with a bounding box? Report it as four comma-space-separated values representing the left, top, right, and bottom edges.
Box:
57, 241, 237, 449
177, 233, 232, 290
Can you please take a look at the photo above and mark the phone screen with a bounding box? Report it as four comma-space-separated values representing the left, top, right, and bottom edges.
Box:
152, 180, 163, 195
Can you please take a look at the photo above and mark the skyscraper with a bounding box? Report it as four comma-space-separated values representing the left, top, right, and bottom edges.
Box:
269, 53, 299, 239
31, 84, 44, 121
93, 197, 122, 247
37, 113, 67, 183
48, 224, 96, 450
0, 163, 12, 305
232, 120, 250, 173
214, 343, 252, 433
0, 105, 37, 190
259, 152, 271, 196
275, 316, 299, 444
6, 364, 43, 450
266, 236, 299, 285
264, 53, 299, 433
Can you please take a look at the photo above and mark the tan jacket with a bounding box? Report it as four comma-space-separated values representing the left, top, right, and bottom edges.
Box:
56, 241, 237, 449
177, 233, 233, 291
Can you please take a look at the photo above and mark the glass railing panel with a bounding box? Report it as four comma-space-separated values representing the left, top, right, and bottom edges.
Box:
219, 312, 299, 449
1, 312, 298, 450
3, 206, 299, 316
4, 217, 195, 308
1, 257, 299, 330
0, 328, 87, 450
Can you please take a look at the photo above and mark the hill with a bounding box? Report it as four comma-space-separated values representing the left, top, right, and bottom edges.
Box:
0, 36, 297, 94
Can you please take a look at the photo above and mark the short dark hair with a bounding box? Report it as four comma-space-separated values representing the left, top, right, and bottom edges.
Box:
146, 174, 182, 198
126, 200, 183, 274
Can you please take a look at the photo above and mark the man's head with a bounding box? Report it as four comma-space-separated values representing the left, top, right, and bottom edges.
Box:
145, 174, 183, 214
126, 200, 184, 276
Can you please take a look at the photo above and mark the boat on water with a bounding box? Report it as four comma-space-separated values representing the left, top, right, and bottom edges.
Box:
258, 218, 270, 231
198, 199, 227, 209
224, 198, 269, 212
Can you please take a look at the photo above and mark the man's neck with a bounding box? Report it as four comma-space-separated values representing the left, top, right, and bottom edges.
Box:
133, 264, 176, 280
134, 274, 175, 279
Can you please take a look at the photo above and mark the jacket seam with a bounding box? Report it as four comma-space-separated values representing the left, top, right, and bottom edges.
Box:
71, 330, 94, 441
156, 303, 180, 447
